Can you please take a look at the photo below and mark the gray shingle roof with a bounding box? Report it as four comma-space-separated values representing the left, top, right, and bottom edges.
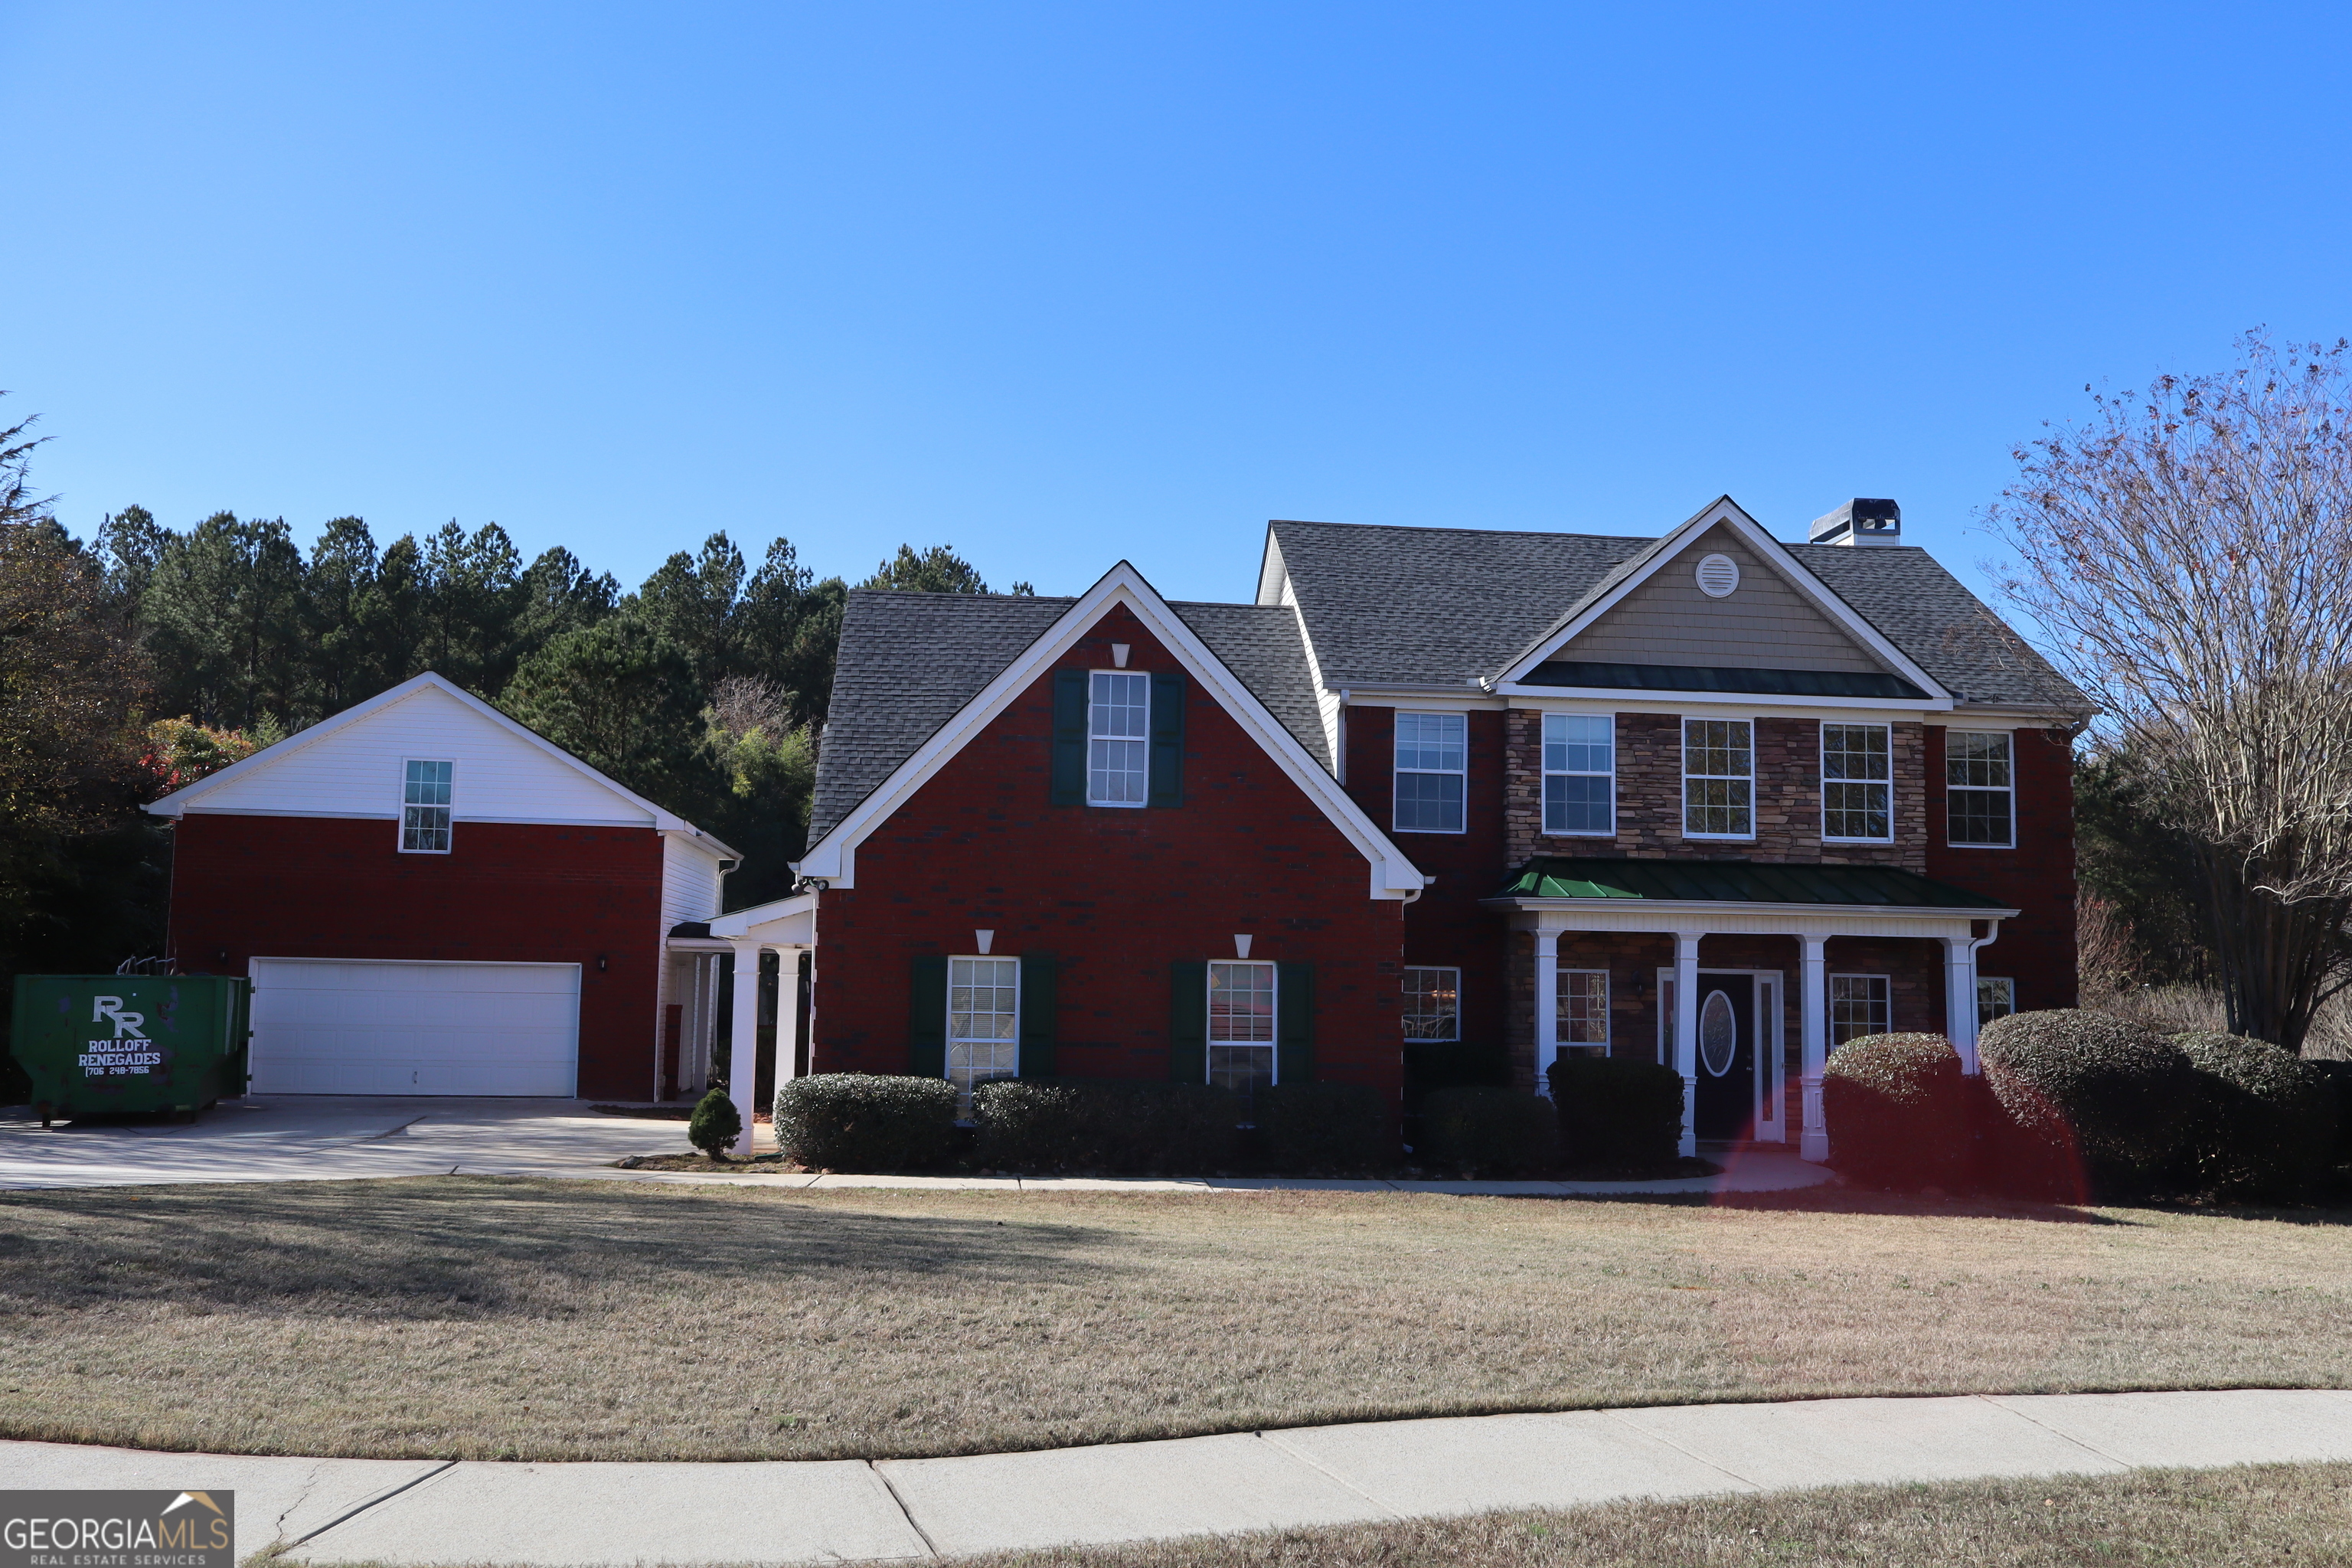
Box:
808, 590, 1328, 845
1266, 518, 2086, 713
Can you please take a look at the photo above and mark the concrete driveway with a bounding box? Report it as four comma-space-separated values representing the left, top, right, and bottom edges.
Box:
0, 1096, 737, 1190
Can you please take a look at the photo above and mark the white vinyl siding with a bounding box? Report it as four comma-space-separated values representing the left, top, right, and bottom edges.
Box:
1948, 730, 2016, 848
1542, 714, 1615, 835
1087, 671, 1150, 806
1821, 724, 1893, 842
1682, 719, 1753, 838
1402, 966, 1459, 1042
1393, 712, 1467, 832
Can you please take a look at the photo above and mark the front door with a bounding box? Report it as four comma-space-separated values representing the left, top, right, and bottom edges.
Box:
1691, 971, 1757, 1141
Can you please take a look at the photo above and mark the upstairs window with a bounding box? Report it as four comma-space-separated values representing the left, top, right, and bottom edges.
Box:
1402, 966, 1459, 1041
1682, 719, 1753, 838
1822, 724, 1893, 842
1947, 730, 2015, 847
1393, 712, 1467, 833
1542, 714, 1615, 835
1088, 671, 1151, 806
401, 760, 453, 853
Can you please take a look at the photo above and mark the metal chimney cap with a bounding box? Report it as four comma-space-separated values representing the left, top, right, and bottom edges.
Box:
1808, 498, 1901, 546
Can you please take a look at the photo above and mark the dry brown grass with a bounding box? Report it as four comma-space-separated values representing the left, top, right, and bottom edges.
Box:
2, 1178, 2348, 1462
939, 1463, 2352, 1568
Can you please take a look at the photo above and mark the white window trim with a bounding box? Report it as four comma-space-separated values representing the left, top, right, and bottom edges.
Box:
1207, 959, 1280, 1086
1828, 972, 1893, 1045
1085, 668, 1151, 810
1945, 729, 2018, 849
1820, 721, 1895, 845
1540, 711, 1617, 838
1402, 965, 1462, 1043
946, 954, 1022, 1102
1557, 966, 1610, 1049
1977, 975, 2017, 1027
1680, 716, 1756, 841
398, 757, 455, 855
1392, 710, 1468, 835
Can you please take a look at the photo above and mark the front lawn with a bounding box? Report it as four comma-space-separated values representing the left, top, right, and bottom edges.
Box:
939, 1463, 2352, 1568
1, 1178, 2347, 1462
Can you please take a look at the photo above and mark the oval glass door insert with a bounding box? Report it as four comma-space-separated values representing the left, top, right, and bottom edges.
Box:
1699, 989, 1737, 1076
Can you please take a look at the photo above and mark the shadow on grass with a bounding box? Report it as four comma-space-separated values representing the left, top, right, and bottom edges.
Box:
0, 1177, 1132, 1321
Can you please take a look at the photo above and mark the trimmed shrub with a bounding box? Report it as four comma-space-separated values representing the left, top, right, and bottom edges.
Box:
1254, 1082, 1393, 1174
1406, 1041, 1513, 1096
1547, 1056, 1683, 1171
773, 1073, 958, 1172
2168, 1032, 2341, 1202
687, 1086, 743, 1159
1977, 1009, 2193, 1194
973, 1079, 1240, 1174
1418, 1087, 1558, 1177
2314, 1060, 2352, 1167
1820, 1033, 1966, 1190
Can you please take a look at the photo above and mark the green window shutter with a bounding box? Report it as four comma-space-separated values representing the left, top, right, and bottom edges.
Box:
1277, 962, 1315, 1085
908, 954, 948, 1077
1168, 961, 1207, 1083
1019, 952, 1058, 1080
1051, 669, 1088, 805
1148, 670, 1186, 808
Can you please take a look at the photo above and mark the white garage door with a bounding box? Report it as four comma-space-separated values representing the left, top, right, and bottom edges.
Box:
249, 959, 581, 1096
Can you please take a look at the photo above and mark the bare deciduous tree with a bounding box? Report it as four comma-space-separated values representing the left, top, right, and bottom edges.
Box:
1991, 333, 2352, 1050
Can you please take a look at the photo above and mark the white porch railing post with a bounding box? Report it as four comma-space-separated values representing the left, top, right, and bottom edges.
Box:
1799, 936, 1828, 1162
1945, 936, 1981, 1076
1534, 928, 1560, 1096
727, 939, 762, 1159
1673, 930, 1701, 1157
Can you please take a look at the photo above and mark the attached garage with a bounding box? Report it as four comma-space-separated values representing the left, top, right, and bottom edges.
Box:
249, 958, 582, 1096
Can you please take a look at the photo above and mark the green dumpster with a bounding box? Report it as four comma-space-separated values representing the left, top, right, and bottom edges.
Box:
9, 975, 252, 1123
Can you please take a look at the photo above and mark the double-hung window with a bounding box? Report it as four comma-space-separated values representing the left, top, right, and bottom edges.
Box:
401, 760, 453, 853
1947, 731, 2015, 847
1208, 960, 1277, 1100
1402, 966, 1459, 1041
1558, 968, 1609, 1050
1822, 724, 1893, 842
1393, 712, 1466, 832
1682, 720, 1753, 838
1977, 977, 2017, 1028
947, 957, 1020, 1112
1829, 975, 1890, 1046
1542, 714, 1615, 835
1088, 671, 1151, 805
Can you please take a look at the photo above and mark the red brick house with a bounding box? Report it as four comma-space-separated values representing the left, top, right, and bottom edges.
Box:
718, 496, 2086, 1158
148, 673, 741, 1102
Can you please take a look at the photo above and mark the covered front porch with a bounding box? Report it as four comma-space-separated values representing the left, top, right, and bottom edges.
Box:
1485, 858, 2017, 1160
701, 890, 818, 1158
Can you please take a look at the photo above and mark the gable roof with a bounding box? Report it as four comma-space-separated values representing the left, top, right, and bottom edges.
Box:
811, 589, 1331, 844
144, 671, 740, 858
799, 566, 1423, 900
1260, 510, 2087, 714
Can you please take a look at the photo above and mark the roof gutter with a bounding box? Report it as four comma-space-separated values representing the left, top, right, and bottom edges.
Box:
1478, 895, 2021, 921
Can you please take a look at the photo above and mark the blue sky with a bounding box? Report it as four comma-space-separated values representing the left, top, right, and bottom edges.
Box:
8, 3, 2349, 610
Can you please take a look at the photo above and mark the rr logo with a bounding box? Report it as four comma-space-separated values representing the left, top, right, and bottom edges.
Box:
92, 995, 149, 1039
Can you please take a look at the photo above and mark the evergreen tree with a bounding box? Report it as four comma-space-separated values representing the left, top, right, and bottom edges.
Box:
143, 513, 307, 729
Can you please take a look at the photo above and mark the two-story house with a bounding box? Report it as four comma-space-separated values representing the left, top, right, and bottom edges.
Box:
713, 496, 2086, 1159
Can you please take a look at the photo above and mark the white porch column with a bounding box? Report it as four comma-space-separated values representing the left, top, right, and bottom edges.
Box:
1799, 936, 1828, 1162
727, 939, 762, 1159
1672, 930, 1701, 1157
1534, 928, 1560, 1096
1944, 936, 1981, 1076
775, 947, 805, 1089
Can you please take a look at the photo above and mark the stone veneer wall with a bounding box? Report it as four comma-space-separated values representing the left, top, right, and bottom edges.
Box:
1504, 710, 1926, 873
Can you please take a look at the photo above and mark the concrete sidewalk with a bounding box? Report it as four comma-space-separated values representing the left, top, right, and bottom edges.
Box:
8, 1389, 2349, 1565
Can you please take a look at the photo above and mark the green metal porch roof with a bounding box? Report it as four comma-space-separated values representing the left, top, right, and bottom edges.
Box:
1494, 857, 2011, 911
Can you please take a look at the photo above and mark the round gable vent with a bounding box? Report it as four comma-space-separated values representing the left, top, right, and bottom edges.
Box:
1694, 553, 1741, 597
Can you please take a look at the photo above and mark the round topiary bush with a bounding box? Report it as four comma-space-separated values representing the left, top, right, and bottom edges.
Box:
773, 1073, 958, 1172
1416, 1087, 1558, 1177
1976, 1009, 2192, 1194
1821, 1033, 1967, 1190
687, 1086, 742, 1159
1547, 1056, 1684, 1172
2167, 1031, 2341, 1202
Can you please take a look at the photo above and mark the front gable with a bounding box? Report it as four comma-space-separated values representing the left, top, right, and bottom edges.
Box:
797, 564, 1424, 900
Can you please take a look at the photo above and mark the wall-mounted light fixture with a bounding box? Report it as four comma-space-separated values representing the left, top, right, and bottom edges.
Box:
596, 954, 609, 972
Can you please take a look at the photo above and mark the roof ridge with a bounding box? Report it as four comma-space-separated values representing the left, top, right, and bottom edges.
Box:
1271, 518, 1655, 545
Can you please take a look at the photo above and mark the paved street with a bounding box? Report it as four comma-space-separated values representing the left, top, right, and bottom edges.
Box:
7, 1389, 2348, 1564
